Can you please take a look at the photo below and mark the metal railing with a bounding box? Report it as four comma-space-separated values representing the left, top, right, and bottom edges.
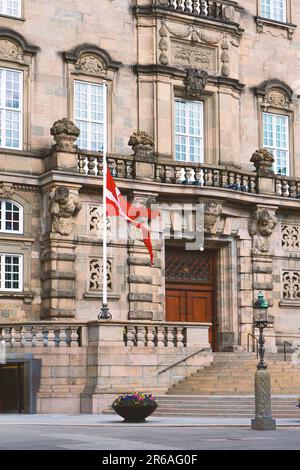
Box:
247, 333, 259, 358
158, 347, 211, 374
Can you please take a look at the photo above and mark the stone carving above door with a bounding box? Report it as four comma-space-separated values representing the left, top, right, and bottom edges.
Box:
249, 208, 278, 253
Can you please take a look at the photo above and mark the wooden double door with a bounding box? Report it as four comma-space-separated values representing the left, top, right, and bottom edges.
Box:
166, 284, 214, 346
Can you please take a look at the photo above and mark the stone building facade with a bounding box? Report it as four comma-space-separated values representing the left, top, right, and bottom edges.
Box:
0, 0, 300, 413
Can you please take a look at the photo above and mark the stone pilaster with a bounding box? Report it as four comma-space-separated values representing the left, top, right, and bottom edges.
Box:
249, 205, 278, 352
127, 191, 163, 321
41, 183, 82, 318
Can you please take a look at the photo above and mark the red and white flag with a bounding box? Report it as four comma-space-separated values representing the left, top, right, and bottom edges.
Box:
106, 168, 159, 264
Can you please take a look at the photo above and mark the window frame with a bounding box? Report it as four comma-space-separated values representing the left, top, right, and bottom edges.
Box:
0, 199, 23, 234
74, 79, 107, 153
0, 0, 22, 19
0, 253, 23, 292
262, 111, 290, 176
174, 98, 204, 164
0, 66, 23, 151
260, 0, 287, 23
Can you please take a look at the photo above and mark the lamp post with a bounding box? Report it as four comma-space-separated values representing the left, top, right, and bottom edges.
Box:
251, 291, 276, 430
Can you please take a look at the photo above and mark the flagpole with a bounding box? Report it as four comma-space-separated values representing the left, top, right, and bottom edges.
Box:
98, 84, 111, 320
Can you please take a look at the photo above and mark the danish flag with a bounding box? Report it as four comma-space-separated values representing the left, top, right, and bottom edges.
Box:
106, 168, 159, 264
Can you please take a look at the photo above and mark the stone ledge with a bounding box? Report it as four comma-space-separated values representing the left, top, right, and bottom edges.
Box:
0, 291, 35, 304
128, 311, 153, 320
128, 293, 153, 302
83, 292, 120, 301
279, 300, 300, 308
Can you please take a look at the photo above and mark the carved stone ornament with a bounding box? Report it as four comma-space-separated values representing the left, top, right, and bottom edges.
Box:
49, 186, 82, 236
0, 183, 14, 198
0, 39, 24, 63
266, 89, 288, 108
204, 202, 222, 233
249, 208, 278, 253
185, 68, 208, 98
250, 148, 275, 174
75, 54, 106, 75
50, 118, 80, 152
128, 131, 154, 159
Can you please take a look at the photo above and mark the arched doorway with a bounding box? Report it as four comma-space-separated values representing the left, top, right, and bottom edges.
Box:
165, 247, 217, 350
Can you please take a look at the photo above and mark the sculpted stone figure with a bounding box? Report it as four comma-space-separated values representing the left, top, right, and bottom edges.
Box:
185, 68, 208, 98
204, 202, 222, 233
128, 131, 154, 159
50, 118, 80, 151
249, 208, 278, 252
49, 186, 82, 236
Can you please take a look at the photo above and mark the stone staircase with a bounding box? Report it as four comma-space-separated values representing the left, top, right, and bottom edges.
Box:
153, 352, 300, 417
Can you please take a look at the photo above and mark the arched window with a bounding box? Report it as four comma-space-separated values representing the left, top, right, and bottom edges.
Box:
0, 200, 23, 233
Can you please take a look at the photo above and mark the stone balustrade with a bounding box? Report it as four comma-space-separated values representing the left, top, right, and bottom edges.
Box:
155, 161, 257, 193
78, 151, 134, 178
76, 152, 300, 200
0, 323, 84, 347
123, 324, 187, 347
87, 321, 211, 348
156, 0, 234, 22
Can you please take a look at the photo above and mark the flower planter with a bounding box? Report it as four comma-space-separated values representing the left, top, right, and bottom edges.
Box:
112, 404, 158, 423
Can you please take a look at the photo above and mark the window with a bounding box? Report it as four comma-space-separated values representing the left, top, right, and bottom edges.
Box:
74, 81, 106, 152
0, 200, 23, 233
0, 68, 23, 150
175, 99, 204, 163
0, 0, 21, 18
0, 254, 22, 291
261, 0, 286, 23
263, 112, 289, 175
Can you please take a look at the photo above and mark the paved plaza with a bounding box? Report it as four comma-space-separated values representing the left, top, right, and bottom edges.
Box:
0, 415, 300, 450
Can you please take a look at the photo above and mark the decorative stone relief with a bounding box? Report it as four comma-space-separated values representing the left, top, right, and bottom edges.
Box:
220, 36, 230, 77
204, 202, 223, 234
0, 39, 24, 63
249, 209, 278, 253
75, 54, 106, 75
158, 20, 169, 65
89, 205, 111, 236
171, 42, 216, 73
49, 187, 82, 236
282, 271, 300, 301
266, 89, 288, 108
185, 68, 208, 98
281, 225, 300, 250
89, 258, 112, 291
0, 183, 14, 198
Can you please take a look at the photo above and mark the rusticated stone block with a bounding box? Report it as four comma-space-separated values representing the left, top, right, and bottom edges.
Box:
128, 293, 153, 302
128, 310, 153, 320
128, 275, 153, 284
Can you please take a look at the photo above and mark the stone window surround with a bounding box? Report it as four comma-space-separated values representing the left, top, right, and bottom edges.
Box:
64, 44, 121, 156
0, 237, 34, 303
0, 198, 23, 234
256, 0, 296, 39
0, 29, 39, 152
255, 80, 295, 177
173, 86, 218, 166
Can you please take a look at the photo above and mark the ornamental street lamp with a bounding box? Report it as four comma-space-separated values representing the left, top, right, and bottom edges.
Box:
251, 291, 276, 431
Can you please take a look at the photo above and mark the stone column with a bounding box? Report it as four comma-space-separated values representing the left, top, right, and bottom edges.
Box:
41, 184, 82, 318
127, 191, 164, 321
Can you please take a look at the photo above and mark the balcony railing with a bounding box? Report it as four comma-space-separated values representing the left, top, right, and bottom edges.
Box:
124, 324, 187, 347
156, 0, 235, 22
77, 152, 300, 200
0, 323, 84, 347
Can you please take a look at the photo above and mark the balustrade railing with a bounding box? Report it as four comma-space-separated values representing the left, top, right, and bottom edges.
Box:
123, 324, 187, 347
156, 0, 233, 21
0, 323, 83, 347
77, 152, 300, 200
78, 151, 134, 178
155, 161, 257, 193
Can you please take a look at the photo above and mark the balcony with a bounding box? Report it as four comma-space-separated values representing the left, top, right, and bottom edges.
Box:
155, 0, 239, 23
